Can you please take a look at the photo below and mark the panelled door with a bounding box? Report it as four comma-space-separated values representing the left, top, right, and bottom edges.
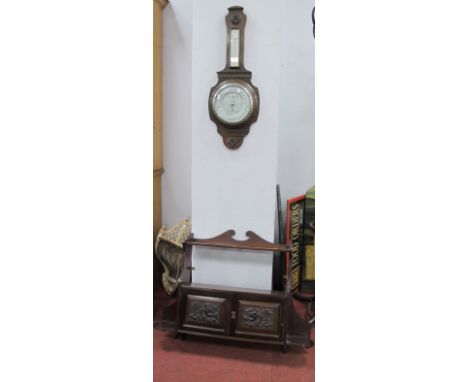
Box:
231, 297, 283, 340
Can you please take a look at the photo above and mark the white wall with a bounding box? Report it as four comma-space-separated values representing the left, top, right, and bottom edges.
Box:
161, 0, 192, 228
277, 0, 315, 209
191, 0, 282, 290
162, 1, 315, 287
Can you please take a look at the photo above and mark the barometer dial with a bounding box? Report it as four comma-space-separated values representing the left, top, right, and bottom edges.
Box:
212, 82, 254, 124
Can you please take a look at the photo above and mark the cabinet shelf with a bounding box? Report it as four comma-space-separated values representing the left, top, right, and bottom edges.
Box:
185, 230, 291, 253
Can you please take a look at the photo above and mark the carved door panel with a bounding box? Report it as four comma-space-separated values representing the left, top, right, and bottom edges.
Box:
177, 287, 286, 342
233, 299, 282, 339
182, 294, 231, 335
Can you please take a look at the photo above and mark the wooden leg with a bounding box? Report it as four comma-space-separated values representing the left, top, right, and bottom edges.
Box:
180, 333, 187, 341
282, 344, 287, 353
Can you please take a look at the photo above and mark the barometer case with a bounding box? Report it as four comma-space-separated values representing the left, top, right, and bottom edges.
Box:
208, 6, 260, 150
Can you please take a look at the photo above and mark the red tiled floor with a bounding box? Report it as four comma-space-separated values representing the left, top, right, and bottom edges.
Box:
153, 327, 314, 382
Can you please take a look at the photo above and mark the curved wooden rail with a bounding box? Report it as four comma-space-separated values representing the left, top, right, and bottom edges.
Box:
185, 230, 290, 252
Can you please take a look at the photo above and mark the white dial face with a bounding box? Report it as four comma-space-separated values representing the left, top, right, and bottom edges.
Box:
212, 82, 253, 124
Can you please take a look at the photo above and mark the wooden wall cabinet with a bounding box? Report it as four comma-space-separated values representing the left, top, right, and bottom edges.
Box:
161, 230, 313, 353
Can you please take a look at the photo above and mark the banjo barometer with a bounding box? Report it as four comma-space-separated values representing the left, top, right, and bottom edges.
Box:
209, 6, 260, 149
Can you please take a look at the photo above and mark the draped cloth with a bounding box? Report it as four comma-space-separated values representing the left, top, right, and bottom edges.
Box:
155, 218, 192, 295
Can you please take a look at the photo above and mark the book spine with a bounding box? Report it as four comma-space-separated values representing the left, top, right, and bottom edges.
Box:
301, 188, 315, 292
286, 196, 305, 291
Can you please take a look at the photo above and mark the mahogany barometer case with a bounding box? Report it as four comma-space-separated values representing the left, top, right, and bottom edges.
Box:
208, 6, 260, 149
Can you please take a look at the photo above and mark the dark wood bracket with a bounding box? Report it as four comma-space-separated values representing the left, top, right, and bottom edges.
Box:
186, 230, 290, 252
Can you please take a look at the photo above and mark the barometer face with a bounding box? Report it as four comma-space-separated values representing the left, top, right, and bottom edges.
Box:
212, 81, 254, 124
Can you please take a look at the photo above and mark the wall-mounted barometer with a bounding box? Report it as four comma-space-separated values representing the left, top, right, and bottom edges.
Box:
208, 6, 260, 150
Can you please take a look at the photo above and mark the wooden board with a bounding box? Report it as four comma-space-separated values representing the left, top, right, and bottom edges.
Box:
153, 0, 167, 238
